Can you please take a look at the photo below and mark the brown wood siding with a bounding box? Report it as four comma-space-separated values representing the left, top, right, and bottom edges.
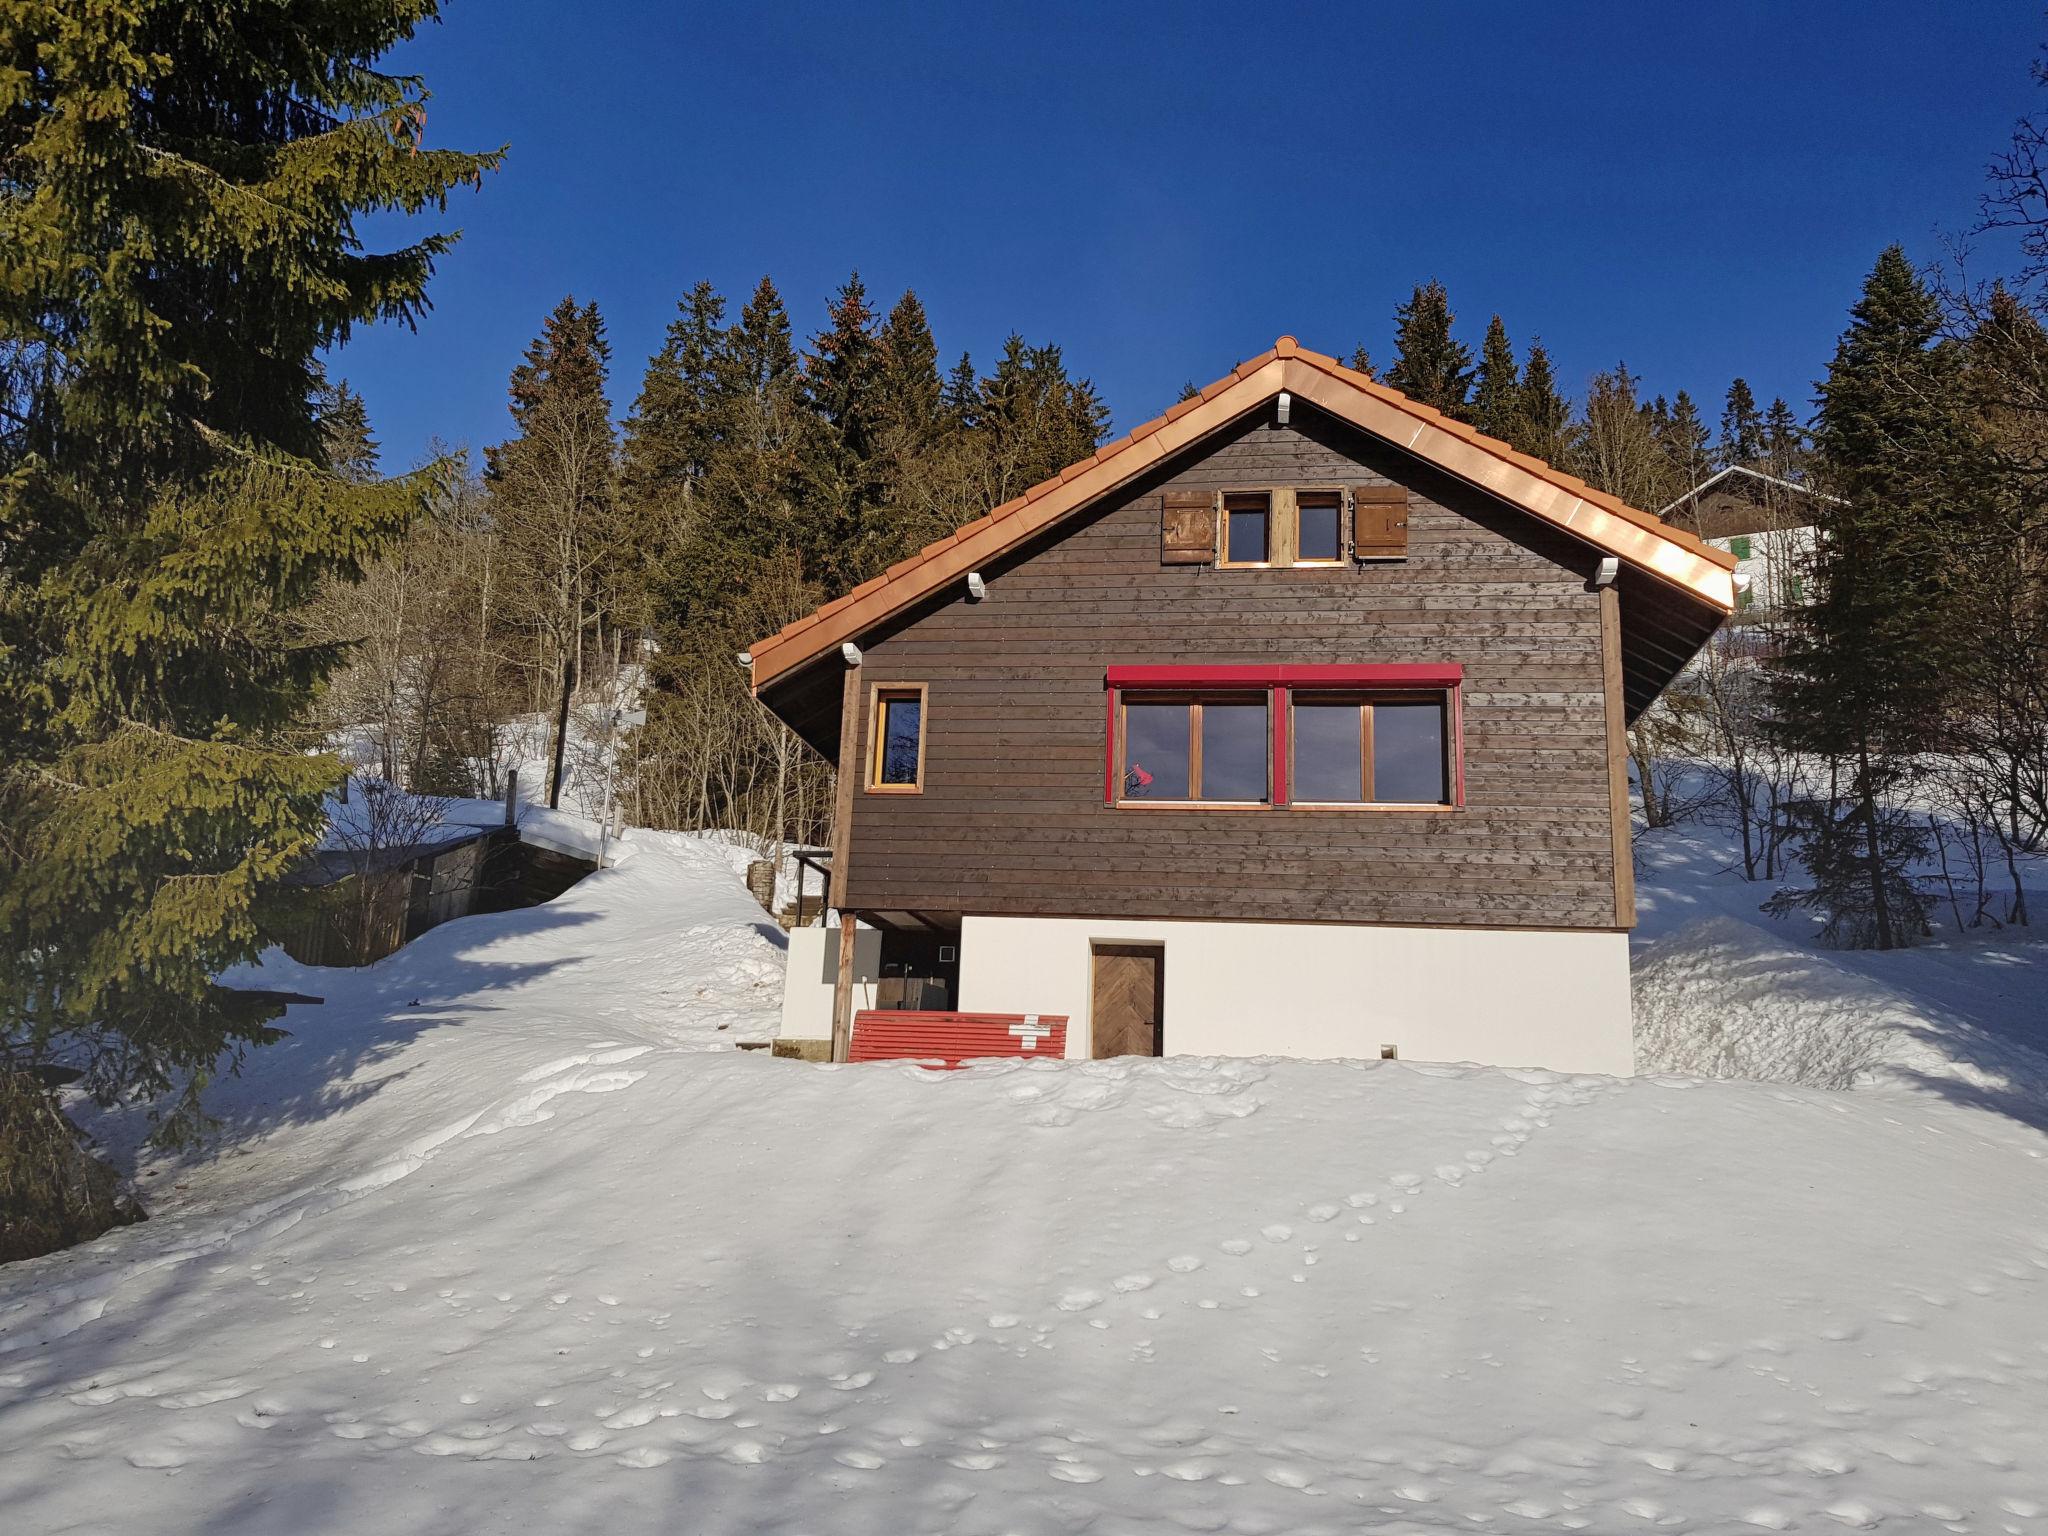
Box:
843, 407, 1623, 930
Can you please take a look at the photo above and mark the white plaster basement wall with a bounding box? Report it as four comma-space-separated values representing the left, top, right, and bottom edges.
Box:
958, 916, 1634, 1076
779, 923, 882, 1042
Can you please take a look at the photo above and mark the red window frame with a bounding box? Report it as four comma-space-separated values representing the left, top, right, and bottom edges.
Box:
1103, 664, 1464, 809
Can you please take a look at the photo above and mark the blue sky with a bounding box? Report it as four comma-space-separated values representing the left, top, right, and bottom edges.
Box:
333, 1, 2045, 468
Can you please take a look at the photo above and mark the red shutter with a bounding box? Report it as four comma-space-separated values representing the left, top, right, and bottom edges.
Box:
1160, 490, 1217, 564
1353, 484, 1410, 560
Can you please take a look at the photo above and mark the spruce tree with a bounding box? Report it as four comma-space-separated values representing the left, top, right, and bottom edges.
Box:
874, 289, 943, 453
0, 1, 498, 1139
1346, 347, 1377, 380
621, 280, 729, 519
485, 299, 619, 806
1761, 397, 1806, 479
805, 272, 882, 465
1470, 315, 1521, 441
942, 352, 980, 429
1514, 340, 1572, 463
1719, 377, 1766, 467
1657, 389, 1713, 492
1767, 246, 1961, 948
1386, 280, 1474, 417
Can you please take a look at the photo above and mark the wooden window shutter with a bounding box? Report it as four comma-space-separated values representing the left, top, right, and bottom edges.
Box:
1160, 489, 1217, 565
1352, 484, 1410, 560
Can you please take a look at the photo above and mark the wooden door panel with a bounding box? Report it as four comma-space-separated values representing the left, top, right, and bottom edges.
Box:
1091, 945, 1162, 1059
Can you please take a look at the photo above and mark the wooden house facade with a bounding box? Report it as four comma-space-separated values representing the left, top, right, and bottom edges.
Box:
755, 340, 1735, 1073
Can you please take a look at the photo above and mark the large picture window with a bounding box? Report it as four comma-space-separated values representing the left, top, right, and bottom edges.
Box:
1290, 694, 1449, 805
1105, 665, 1461, 810
1120, 695, 1270, 803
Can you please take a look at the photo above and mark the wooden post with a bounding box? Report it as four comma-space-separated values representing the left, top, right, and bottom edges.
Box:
1599, 584, 1636, 929
502, 767, 519, 826
828, 661, 863, 1063
832, 909, 857, 1065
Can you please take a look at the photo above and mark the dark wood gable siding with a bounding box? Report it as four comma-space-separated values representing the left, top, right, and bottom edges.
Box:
843, 405, 1624, 931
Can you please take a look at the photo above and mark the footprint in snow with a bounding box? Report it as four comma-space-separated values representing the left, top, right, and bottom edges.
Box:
615, 1446, 671, 1468
1055, 1289, 1103, 1312
834, 1449, 884, 1469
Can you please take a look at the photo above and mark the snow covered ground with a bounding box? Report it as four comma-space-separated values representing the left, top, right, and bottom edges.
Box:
2, 830, 2047, 1533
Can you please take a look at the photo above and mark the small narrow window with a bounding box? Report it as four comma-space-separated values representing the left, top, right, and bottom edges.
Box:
869, 685, 926, 792
1296, 491, 1344, 564
1220, 493, 1270, 566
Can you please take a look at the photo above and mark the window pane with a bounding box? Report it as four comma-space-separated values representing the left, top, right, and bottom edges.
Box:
878, 695, 922, 784
1123, 701, 1190, 799
1226, 506, 1268, 563
1297, 497, 1342, 562
1373, 699, 1447, 803
1292, 701, 1363, 801
1199, 701, 1268, 802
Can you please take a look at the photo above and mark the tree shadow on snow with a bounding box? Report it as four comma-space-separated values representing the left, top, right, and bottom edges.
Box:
179, 905, 606, 1149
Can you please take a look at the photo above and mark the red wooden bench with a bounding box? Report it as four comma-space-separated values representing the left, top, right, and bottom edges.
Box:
850, 1010, 1068, 1068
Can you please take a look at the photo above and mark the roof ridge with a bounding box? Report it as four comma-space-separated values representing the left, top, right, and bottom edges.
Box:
749, 340, 1735, 673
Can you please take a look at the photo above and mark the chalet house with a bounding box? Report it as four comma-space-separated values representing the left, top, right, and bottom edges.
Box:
754, 339, 1736, 1075
1659, 464, 1830, 621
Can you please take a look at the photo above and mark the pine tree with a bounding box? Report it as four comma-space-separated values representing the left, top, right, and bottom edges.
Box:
942, 352, 980, 429
974, 336, 1110, 504
621, 280, 729, 521
874, 289, 943, 452
1719, 377, 1765, 468
1346, 347, 1377, 380
1761, 396, 1806, 479
1767, 246, 1963, 948
316, 377, 381, 484
0, 1, 498, 1142
805, 272, 882, 464
1656, 389, 1713, 492
486, 298, 620, 804
1470, 315, 1521, 441
1514, 340, 1572, 463
1386, 281, 1473, 417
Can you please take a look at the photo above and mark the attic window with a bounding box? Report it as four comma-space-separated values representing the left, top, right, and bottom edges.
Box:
1220, 493, 1271, 567
1296, 491, 1344, 564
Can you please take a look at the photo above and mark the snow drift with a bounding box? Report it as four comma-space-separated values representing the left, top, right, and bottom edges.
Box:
1, 832, 2045, 1534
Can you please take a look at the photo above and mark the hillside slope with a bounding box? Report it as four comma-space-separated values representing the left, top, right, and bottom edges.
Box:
2, 834, 2046, 1534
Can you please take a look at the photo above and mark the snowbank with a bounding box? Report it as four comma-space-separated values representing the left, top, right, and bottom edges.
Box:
4, 826, 2048, 1531
1630, 821, 2048, 1122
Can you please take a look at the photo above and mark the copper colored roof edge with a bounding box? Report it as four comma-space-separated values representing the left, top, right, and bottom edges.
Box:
751, 342, 1733, 680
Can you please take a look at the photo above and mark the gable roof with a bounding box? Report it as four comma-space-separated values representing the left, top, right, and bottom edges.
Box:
749, 337, 1737, 692
1656, 465, 1838, 542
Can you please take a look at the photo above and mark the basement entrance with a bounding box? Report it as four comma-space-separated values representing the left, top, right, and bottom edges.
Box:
1090, 943, 1164, 1058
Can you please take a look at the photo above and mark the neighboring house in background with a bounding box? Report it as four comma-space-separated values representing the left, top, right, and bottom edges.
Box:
1657, 465, 1830, 621
754, 339, 1736, 1075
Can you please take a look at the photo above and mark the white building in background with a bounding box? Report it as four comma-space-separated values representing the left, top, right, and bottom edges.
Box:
1657, 465, 1831, 623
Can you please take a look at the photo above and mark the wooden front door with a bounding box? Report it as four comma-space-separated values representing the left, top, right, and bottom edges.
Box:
1090, 944, 1163, 1058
